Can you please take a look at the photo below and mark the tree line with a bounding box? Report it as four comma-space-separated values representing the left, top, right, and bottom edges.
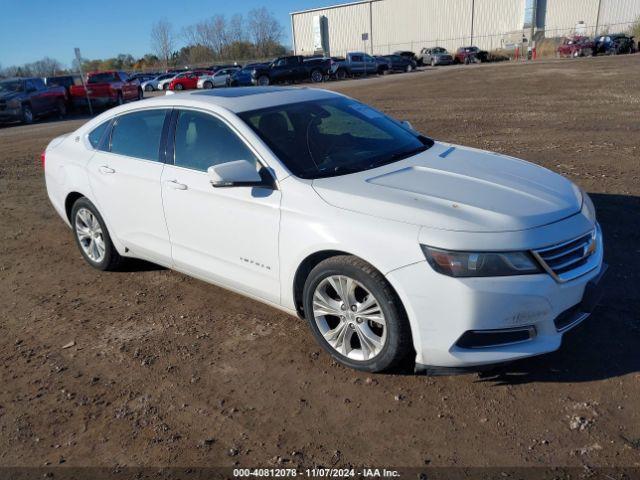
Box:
0, 7, 286, 78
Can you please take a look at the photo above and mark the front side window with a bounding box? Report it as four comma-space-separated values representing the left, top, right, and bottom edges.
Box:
173, 110, 259, 172
110, 109, 167, 161
239, 97, 431, 179
88, 121, 110, 150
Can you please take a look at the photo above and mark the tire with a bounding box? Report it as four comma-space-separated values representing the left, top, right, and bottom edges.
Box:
144, 84, 154, 92
175, 83, 184, 90
21, 104, 34, 124
203, 81, 213, 89
116, 92, 123, 105
162, 84, 168, 90
56, 99, 67, 119
310, 69, 323, 83
431, 58, 436, 67
464, 56, 470, 65
257, 75, 270, 86
405, 64, 413, 72
335, 68, 347, 81
137, 88, 143, 100
71, 197, 123, 271
302, 255, 413, 372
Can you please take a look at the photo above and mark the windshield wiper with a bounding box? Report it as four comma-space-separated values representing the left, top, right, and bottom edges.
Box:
368, 145, 429, 169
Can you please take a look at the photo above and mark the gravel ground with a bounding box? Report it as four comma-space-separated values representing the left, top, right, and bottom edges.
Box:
0, 55, 639, 470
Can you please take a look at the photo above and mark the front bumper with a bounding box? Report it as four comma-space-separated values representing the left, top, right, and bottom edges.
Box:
387, 229, 606, 369
0, 107, 22, 122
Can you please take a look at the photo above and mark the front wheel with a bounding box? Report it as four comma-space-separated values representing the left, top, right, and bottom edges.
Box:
405, 64, 413, 72
310, 69, 323, 83
303, 256, 413, 372
116, 92, 123, 105
71, 197, 123, 271
145, 84, 154, 92
174, 83, 184, 90
257, 75, 270, 86
203, 81, 213, 89
22, 104, 34, 124
57, 99, 67, 118
431, 58, 436, 67
335, 68, 347, 81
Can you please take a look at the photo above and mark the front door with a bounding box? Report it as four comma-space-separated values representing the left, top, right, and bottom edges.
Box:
160, 109, 281, 303
87, 108, 172, 264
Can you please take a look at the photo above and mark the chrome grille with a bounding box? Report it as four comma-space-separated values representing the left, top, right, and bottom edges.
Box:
533, 228, 598, 283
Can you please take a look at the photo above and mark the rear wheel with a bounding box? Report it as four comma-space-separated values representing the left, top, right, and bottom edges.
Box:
257, 75, 270, 86
116, 92, 123, 105
22, 104, 34, 124
431, 58, 436, 67
405, 64, 413, 72
203, 81, 213, 89
303, 256, 413, 372
71, 197, 123, 271
137, 88, 143, 100
335, 68, 347, 81
175, 83, 184, 90
144, 84, 154, 92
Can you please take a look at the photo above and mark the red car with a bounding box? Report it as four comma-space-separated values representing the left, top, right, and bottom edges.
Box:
69, 71, 141, 109
557, 36, 594, 58
454, 46, 488, 64
168, 71, 212, 91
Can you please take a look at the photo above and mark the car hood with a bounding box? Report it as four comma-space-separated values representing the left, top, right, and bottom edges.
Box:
311, 142, 582, 233
0, 91, 21, 101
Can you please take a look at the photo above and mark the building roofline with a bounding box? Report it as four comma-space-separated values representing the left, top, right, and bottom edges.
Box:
290, 0, 380, 16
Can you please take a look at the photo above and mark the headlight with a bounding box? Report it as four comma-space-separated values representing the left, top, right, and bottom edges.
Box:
580, 187, 597, 223
421, 246, 542, 277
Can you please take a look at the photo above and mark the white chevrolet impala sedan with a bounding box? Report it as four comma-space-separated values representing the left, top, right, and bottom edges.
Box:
44, 87, 607, 373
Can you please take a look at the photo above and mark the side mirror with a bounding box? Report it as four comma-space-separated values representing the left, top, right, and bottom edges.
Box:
401, 120, 415, 131
207, 160, 264, 188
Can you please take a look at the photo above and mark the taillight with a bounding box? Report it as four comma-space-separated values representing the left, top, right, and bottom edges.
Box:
40, 150, 46, 169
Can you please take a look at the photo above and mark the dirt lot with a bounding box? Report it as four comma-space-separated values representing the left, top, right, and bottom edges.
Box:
1, 56, 639, 471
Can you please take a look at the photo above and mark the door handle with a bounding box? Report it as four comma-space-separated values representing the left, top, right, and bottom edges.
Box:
99, 165, 115, 174
165, 180, 188, 190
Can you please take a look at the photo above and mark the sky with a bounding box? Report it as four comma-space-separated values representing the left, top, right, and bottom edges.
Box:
0, 0, 337, 67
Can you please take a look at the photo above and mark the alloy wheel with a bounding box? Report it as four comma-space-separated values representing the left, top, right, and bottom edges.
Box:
312, 275, 386, 361
75, 208, 106, 263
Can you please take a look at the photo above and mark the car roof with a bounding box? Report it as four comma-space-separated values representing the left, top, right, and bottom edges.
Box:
136, 86, 343, 114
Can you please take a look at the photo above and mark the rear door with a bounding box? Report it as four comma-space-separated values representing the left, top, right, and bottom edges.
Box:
87, 108, 172, 264
160, 108, 281, 303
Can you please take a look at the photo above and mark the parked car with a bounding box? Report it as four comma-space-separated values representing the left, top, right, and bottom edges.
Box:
156, 74, 178, 91
43, 87, 606, 373
0, 77, 67, 124
378, 54, 417, 72
251, 56, 331, 86
141, 73, 176, 92
70, 71, 142, 109
331, 52, 388, 80
129, 73, 158, 83
228, 64, 267, 87
419, 47, 454, 66
454, 46, 489, 64
557, 36, 594, 57
593, 34, 636, 55
197, 68, 240, 89
169, 71, 212, 91
393, 50, 419, 63
44, 75, 82, 108
207, 64, 241, 72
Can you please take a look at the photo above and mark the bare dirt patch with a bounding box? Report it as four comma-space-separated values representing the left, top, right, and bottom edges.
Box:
1, 55, 639, 469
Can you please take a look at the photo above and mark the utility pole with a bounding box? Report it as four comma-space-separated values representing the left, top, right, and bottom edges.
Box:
470, 0, 475, 45
529, 0, 537, 45
594, 0, 602, 36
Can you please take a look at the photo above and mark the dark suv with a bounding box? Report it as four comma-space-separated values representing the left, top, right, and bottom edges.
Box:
593, 34, 636, 55
0, 77, 67, 124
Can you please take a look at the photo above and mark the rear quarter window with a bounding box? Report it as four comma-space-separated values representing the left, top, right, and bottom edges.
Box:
88, 121, 110, 150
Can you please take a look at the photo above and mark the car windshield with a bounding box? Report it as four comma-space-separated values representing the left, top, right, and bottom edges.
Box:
0, 80, 23, 92
239, 97, 432, 179
88, 73, 118, 84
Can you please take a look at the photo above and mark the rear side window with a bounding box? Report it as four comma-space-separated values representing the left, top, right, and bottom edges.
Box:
110, 110, 167, 161
88, 121, 110, 149
173, 110, 258, 172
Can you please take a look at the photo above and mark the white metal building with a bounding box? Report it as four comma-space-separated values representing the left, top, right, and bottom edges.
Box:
290, 0, 640, 57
